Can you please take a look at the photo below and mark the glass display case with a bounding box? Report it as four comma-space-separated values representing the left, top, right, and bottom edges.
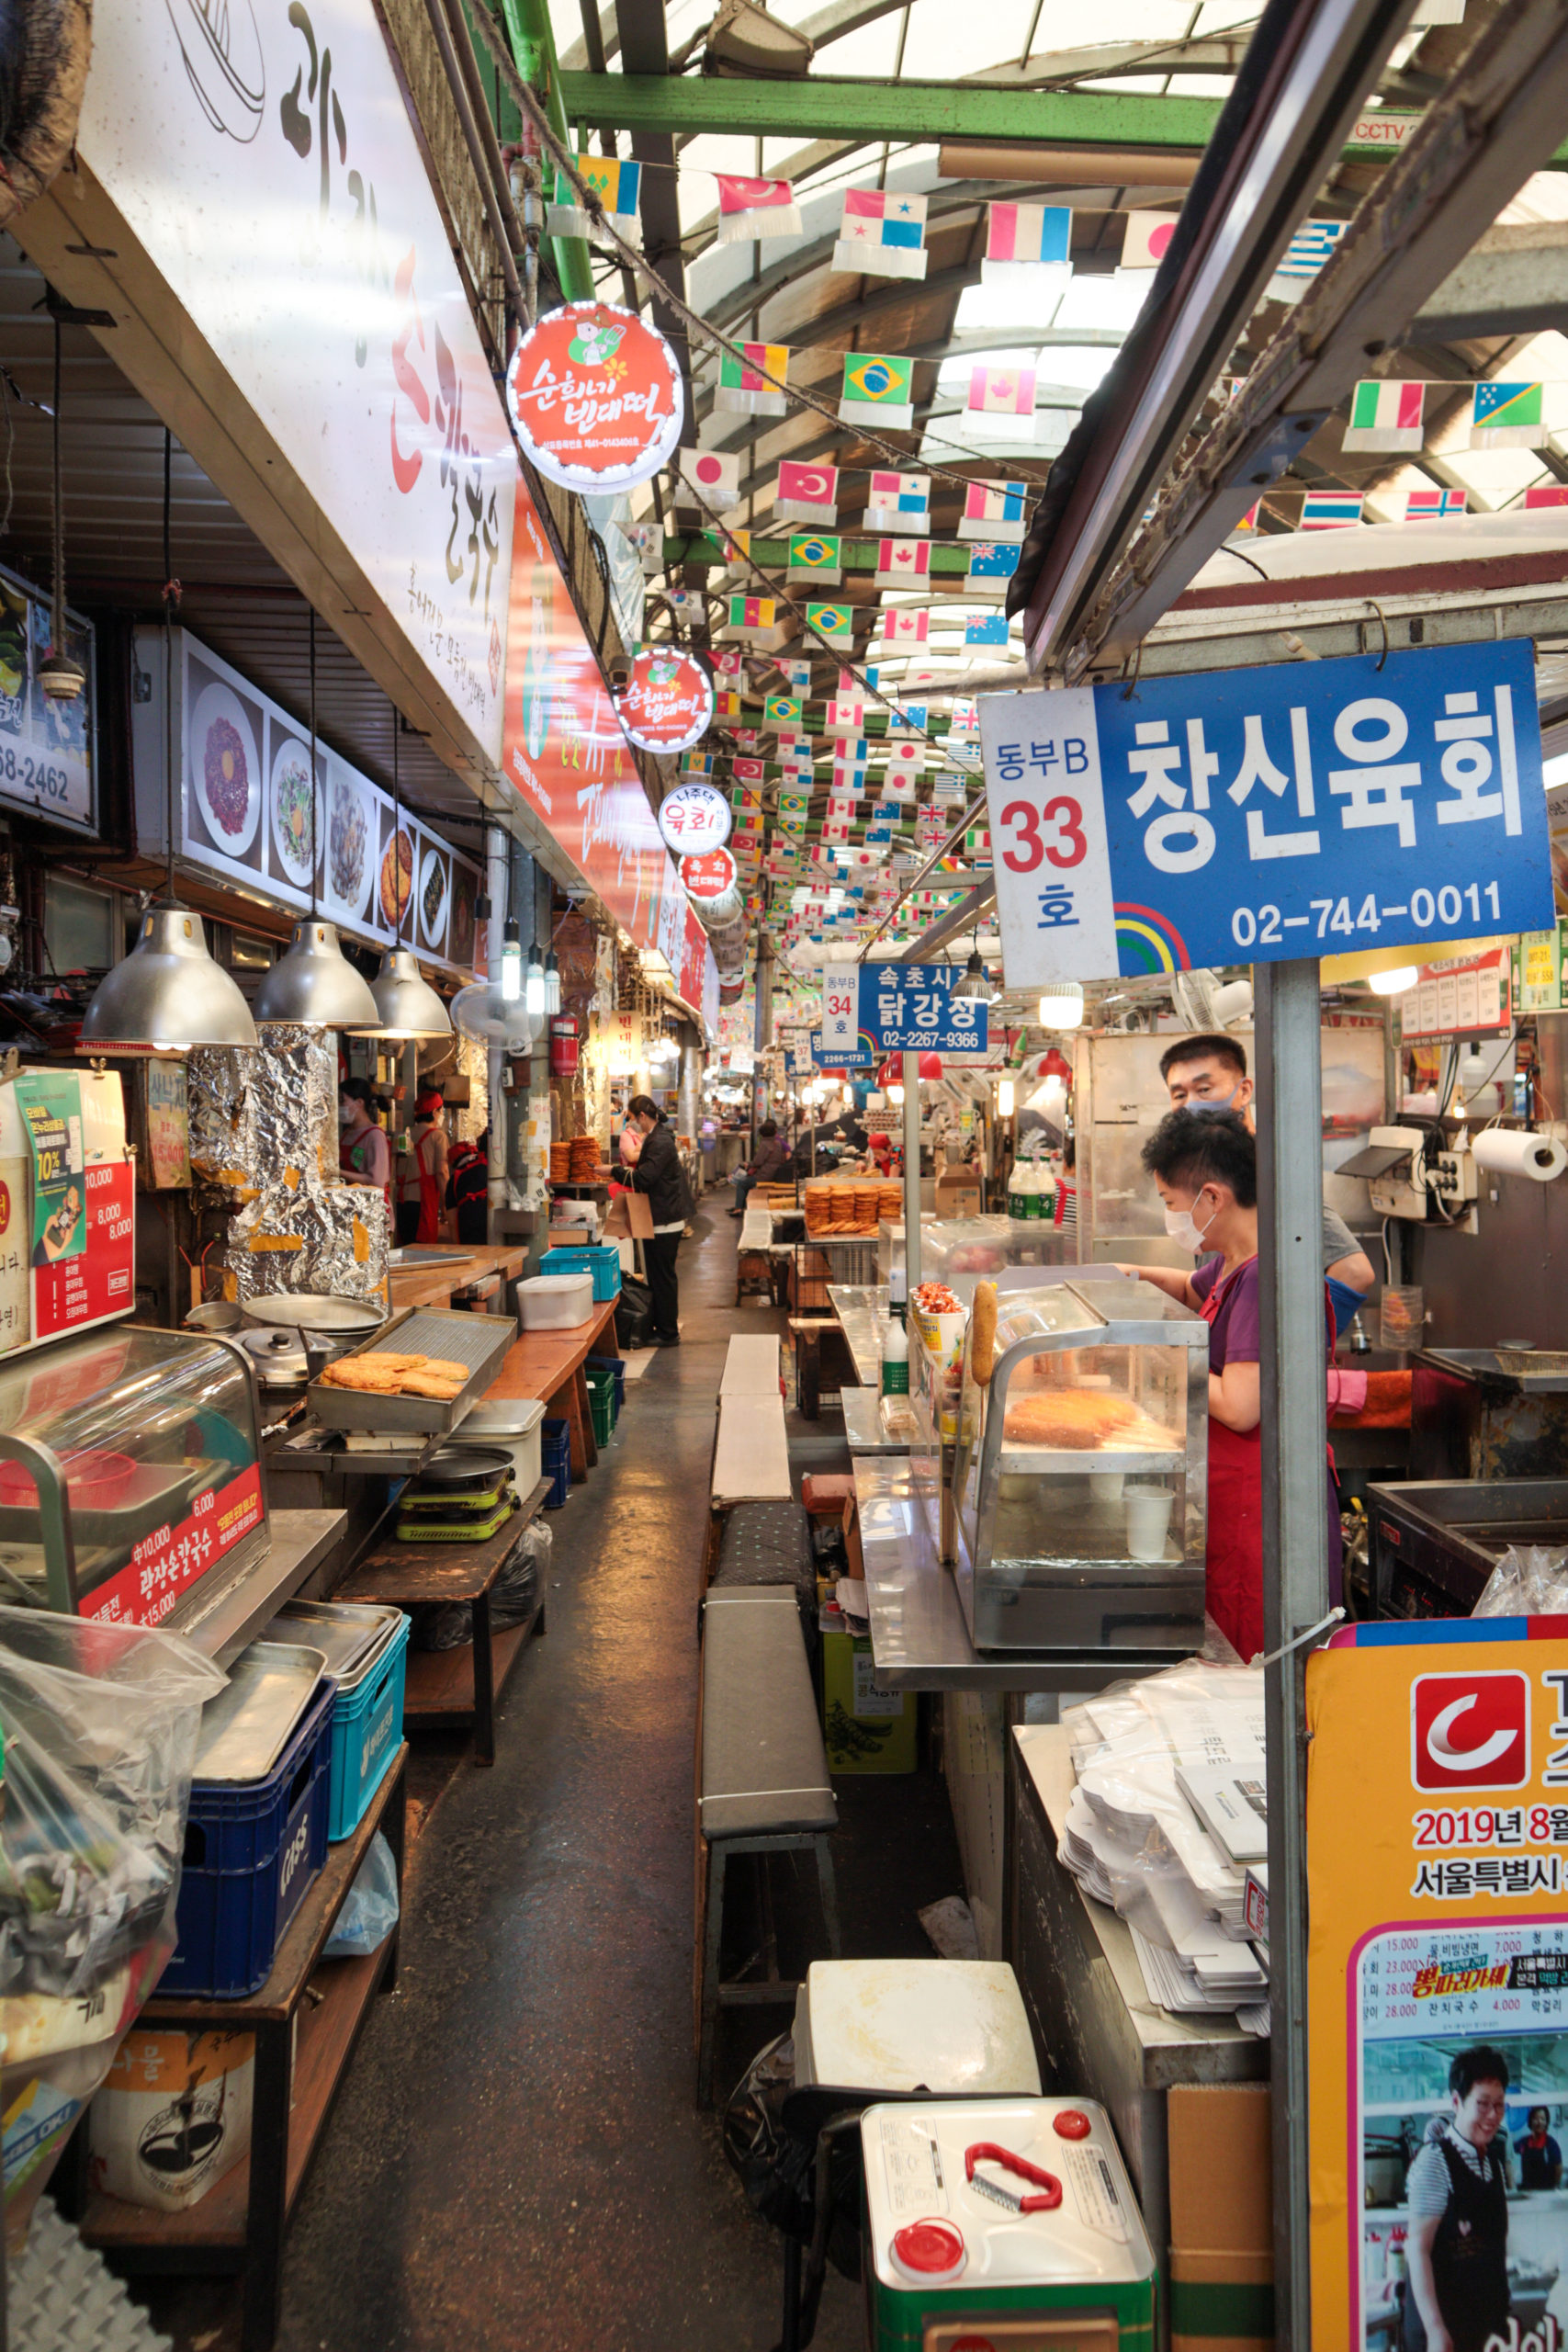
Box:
951, 1278, 1210, 1657
0, 1325, 267, 1631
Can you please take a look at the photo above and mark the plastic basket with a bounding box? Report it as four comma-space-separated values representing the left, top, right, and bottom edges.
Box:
326, 1613, 410, 1842
542, 1416, 571, 1510
586, 1354, 626, 1419
586, 1373, 615, 1450
164, 1675, 336, 1999
540, 1244, 622, 1302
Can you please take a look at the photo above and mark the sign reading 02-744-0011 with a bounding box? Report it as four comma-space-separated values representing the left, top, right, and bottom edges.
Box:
980, 641, 1553, 986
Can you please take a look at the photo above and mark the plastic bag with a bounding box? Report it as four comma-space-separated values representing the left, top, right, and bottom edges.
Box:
413, 1518, 550, 1651
322, 1832, 400, 1959
1474, 1544, 1568, 1617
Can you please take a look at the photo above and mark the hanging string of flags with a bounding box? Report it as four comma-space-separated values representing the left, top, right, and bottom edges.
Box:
1341, 379, 1563, 451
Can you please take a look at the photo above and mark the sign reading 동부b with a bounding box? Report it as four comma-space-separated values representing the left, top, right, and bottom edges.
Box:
819, 964, 987, 1057
1308, 1620, 1568, 2352
980, 643, 1551, 986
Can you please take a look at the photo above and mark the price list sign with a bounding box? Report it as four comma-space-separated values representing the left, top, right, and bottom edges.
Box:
1309, 1624, 1568, 2350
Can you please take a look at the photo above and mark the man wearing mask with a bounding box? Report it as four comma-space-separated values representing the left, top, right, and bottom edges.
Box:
1160, 1034, 1374, 1333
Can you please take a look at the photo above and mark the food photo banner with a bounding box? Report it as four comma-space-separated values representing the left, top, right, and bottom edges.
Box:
0, 563, 96, 835
980, 642, 1551, 988
130, 629, 485, 976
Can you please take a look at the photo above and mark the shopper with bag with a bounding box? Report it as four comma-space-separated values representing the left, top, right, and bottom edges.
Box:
626, 1093, 694, 1347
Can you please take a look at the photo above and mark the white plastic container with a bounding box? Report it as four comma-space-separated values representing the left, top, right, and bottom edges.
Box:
515, 1272, 593, 1330
794, 1960, 1041, 2096
459, 1395, 547, 1493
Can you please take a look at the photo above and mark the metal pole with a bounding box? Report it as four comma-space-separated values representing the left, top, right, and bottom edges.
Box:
1254, 956, 1328, 2352
902, 1050, 921, 1295
485, 824, 509, 1230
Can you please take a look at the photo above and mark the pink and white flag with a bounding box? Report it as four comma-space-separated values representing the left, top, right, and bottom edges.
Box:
875, 538, 931, 589
716, 175, 802, 243
882, 608, 930, 645
775, 462, 838, 526
966, 366, 1035, 419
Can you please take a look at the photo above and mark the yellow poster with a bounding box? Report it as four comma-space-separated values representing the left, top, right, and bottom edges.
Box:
1308, 1622, 1568, 2352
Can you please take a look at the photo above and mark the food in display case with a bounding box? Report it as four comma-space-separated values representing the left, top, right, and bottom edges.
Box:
0, 1325, 268, 1630
951, 1278, 1209, 1657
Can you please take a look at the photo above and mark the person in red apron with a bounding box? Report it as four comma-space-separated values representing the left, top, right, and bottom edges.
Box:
1126, 1109, 1340, 1661
398, 1090, 450, 1248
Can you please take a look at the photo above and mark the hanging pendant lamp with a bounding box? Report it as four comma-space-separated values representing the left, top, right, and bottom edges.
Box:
79, 430, 256, 1056
367, 702, 450, 1041
253, 615, 379, 1029
38, 318, 84, 704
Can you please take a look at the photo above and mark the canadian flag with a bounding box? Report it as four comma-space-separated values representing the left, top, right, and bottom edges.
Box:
882, 609, 929, 645
966, 366, 1035, 417
875, 539, 931, 588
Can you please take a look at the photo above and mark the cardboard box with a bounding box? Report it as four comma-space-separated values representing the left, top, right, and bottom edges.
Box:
934, 1168, 982, 1219
821, 1628, 916, 1771
841, 1494, 864, 1578
1168, 2083, 1275, 2351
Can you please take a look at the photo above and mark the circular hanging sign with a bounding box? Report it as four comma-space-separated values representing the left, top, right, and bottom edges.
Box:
504, 301, 684, 492
618, 649, 716, 757
681, 844, 739, 904
658, 779, 730, 856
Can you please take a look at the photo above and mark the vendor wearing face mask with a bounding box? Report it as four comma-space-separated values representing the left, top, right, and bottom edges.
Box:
1123, 1108, 1340, 1660
1160, 1033, 1375, 1335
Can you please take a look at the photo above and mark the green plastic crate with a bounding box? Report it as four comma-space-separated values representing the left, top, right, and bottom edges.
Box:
586, 1373, 615, 1449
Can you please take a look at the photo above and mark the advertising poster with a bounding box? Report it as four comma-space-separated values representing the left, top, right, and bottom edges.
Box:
1309, 1621, 1568, 2352
0, 563, 95, 833
502, 476, 717, 1031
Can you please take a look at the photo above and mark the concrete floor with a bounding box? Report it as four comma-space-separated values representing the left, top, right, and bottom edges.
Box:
140, 1194, 964, 2352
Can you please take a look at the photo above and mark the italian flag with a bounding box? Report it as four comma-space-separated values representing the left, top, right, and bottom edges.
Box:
1343, 379, 1426, 453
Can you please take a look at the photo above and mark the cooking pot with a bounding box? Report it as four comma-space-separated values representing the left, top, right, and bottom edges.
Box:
238, 1328, 312, 1397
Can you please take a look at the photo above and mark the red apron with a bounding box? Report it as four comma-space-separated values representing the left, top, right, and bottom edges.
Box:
1200, 1262, 1337, 1663
414, 1129, 444, 1245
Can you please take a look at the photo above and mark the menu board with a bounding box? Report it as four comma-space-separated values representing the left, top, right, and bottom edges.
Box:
1400, 945, 1512, 1039
0, 1071, 134, 1355
0, 561, 95, 834
133, 629, 484, 977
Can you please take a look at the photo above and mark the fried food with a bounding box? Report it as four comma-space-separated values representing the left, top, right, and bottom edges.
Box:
971, 1283, 998, 1386
412, 1358, 468, 1380
398, 1371, 467, 1399
319, 1360, 404, 1393
1003, 1390, 1143, 1449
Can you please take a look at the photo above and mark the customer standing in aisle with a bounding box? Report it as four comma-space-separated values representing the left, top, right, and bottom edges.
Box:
1122, 1109, 1340, 1659
627, 1093, 693, 1346
1159, 1032, 1375, 1330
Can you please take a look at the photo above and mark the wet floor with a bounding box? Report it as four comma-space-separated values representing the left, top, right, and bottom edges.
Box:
141, 1194, 964, 2352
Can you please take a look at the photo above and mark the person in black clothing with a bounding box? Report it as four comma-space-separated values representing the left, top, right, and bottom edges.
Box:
627, 1093, 693, 1345
446, 1127, 490, 1245
1402, 2043, 1513, 2352
730, 1119, 789, 1218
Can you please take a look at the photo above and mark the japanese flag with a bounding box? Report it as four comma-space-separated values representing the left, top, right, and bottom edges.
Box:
675, 447, 739, 513
1121, 210, 1179, 271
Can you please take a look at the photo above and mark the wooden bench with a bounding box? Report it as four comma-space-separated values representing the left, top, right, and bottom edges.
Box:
694, 1588, 840, 2107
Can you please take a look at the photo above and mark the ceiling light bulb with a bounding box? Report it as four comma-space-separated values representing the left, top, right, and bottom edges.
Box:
1368, 965, 1419, 997
544, 948, 561, 1015
525, 940, 546, 1018
501, 917, 522, 1002
1037, 983, 1085, 1031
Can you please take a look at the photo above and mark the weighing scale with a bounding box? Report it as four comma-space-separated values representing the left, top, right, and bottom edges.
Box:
861, 2097, 1156, 2351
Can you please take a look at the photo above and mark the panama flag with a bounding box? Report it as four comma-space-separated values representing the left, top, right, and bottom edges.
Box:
983, 202, 1071, 280
964, 539, 1020, 597
674, 447, 739, 514
833, 188, 929, 281
965, 612, 1009, 647
959, 480, 1027, 544
1301, 492, 1362, 529
716, 175, 802, 243
1406, 488, 1467, 520
1526, 485, 1568, 509
1472, 382, 1546, 448
866, 471, 931, 534
1343, 379, 1426, 453
807, 601, 854, 648
882, 608, 930, 647
716, 343, 790, 418
779, 657, 813, 695
875, 538, 930, 589
787, 532, 843, 585
966, 365, 1036, 425
1121, 209, 1179, 271
547, 153, 641, 243
840, 353, 915, 433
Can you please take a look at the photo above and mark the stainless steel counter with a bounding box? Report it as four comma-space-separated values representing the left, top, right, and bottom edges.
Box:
842, 1385, 913, 1454
173, 1509, 349, 1667
827, 1283, 888, 1388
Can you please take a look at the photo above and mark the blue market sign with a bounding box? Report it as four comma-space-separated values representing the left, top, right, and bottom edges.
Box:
811, 1032, 874, 1068
820, 963, 988, 1056
979, 641, 1551, 984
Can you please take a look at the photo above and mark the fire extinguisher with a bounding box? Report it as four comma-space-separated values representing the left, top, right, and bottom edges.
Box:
549, 1014, 580, 1076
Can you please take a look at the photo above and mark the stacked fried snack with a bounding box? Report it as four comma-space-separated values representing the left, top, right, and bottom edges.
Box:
318, 1351, 469, 1401
1002, 1388, 1176, 1451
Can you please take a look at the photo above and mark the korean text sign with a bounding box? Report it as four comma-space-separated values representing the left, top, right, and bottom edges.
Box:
1307, 1621, 1568, 2352
980, 644, 1551, 986
819, 964, 988, 1056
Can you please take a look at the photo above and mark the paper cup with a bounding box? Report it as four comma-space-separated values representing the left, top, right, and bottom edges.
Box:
1125, 1487, 1175, 1560
1090, 1471, 1125, 1506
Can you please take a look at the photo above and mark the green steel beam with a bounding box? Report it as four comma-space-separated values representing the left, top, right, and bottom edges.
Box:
496, 0, 596, 300
559, 74, 1568, 164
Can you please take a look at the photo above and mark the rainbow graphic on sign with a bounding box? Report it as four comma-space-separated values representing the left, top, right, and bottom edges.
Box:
1113, 902, 1190, 973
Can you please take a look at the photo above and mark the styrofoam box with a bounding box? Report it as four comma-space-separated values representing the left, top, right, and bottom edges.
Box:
460, 1395, 547, 1493
516, 1272, 594, 1329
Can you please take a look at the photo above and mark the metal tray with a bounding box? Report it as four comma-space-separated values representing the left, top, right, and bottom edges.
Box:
306, 1306, 516, 1435
269, 1599, 400, 1682
389, 1247, 474, 1269
192, 1640, 328, 1783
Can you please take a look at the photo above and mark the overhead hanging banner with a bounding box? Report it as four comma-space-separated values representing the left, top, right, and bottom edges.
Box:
0, 564, 96, 835
1309, 1620, 1568, 2352
819, 963, 988, 1056
615, 649, 714, 755
980, 643, 1551, 986
505, 302, 683, 493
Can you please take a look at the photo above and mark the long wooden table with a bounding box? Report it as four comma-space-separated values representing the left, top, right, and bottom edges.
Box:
387, 1246, 527, 1316
481, 1295, 620, 1482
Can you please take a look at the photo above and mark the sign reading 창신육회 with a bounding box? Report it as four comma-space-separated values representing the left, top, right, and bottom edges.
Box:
980, 642, 1552, 985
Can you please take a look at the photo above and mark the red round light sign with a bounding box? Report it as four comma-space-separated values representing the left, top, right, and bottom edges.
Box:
504, 301, 684, 492
680, 845, 739, 902
617, 650, 715, 756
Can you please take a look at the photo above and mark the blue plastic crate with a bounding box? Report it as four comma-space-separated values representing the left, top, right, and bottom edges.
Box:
541, 1414, 571, 1509
540, 1244, 621, 1302
164, 1674, 336, 1998
325, 1613, 410, 1842
586, 1354, 626, 1419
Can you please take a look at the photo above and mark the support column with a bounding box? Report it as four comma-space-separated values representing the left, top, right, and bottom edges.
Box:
486, 824, 509, 1235
902, 1051, 921, 1296
1254, 957, 1328, 2352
